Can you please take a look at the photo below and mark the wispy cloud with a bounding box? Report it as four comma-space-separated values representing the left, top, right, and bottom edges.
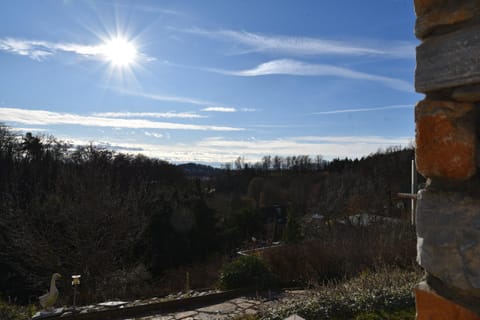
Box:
181, 28, 415, 58
93, 111, 206, 119
144, 131, 164, 139
198, 136, 411, 149
45, 135, 412, 164
114, 88, 258, 112
0, 107, 243, 131
291, 136, 411, 145
313, 104, 413, 115
0, 38, 53, 60
0, 37, 153, 62
11, 127, 49, 133
194, 136, 412, 160
96, 0, 184, 16
200, 107, 259, 113
117, 88, 220, 107
211, 59, 412, 92
202, 107, 236, 112
64, 138, 146, 152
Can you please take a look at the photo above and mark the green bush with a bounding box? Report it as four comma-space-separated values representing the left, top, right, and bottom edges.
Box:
219, 255, 277, 290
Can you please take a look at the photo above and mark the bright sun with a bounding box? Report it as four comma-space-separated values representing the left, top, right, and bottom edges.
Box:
101, 37, 138, 67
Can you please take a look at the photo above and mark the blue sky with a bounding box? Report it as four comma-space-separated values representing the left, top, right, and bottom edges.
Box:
0, 0, 420, 165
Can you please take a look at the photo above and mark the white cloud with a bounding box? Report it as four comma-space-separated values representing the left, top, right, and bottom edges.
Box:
192, 136, 412, 161
313, 104, 413, 115
96, 1, 184, 16
251, 124, 314, 129
291, 136, 411, 145
117, 89, 216, 106
44, 134, 412, 164
213, 59, 412, 92
93, 111, 206, 119
144, 131, 164, 138
0, 37, 153, 62
0, 107, 243, 131
114, 88, 258, 113
0, 38, 53, 61
181, 28, 415, 58
11, 127, 49, 133
202, 107, 237, 112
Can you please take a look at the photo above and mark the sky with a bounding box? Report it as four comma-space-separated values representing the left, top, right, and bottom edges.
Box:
0, 0, 421, 165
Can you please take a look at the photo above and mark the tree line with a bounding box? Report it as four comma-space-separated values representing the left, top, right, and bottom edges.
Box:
0, 124, 420, 302
0, 125, 218, 301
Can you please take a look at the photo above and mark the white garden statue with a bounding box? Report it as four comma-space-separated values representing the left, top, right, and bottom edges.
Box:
39, 273, 62, 311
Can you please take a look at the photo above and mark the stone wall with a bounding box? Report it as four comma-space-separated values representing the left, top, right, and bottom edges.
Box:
414, 1, 480, 319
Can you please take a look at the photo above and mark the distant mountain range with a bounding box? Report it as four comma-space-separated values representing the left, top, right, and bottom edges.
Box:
177, 162, 222, 178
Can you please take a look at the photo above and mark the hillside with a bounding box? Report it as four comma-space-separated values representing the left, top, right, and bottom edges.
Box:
0, 125, 419, 305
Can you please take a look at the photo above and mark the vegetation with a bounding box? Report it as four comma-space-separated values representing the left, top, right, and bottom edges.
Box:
262, 222, 416, 287
0, 124, 421, 309
258, 267, 421, 320
0, 125, 216, 303
0, 299, 35, 320
218, 255, 277, 290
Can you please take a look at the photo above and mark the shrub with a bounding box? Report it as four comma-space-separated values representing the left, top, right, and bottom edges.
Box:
262, 222, 417, 287
219, 255, 277, 290
0, 300, 35, 320
353, 309, 415, 320
258, 267, 421, 320
282, 211, 303, 244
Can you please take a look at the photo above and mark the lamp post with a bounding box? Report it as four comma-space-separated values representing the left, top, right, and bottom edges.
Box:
71, 275, 81, 310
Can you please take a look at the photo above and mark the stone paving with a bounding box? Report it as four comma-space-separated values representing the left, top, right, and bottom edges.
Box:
130, 290, 311, 320
134, 297, 263, 320
33, 290, 310, 320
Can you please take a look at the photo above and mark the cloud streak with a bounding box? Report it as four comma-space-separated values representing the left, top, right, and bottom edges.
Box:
96, 1, 184, 16
49, 135, 412, 164
202, 107, 236, 112
181, 28, 415, 58
0, 37, 152, 62
144, 131, 165, 139
313, 104, 413, 115
0, 107, 242, 131
114, 88, 258, 113
190, 136, 413, 162
6, 118, 412, 163
0, 38, 53, 60
117, 88, 222, 107
93, 111, 206, 119
211, 59, 412, 92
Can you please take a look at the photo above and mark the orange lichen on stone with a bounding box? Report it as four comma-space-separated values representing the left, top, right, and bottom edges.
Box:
414, 0, 440, 17
415, 99, 476, 180
415, 283, 480, 320
414, 0, 480, 38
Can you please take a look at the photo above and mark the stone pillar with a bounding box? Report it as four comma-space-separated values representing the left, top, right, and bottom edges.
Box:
414, 0, 480, 318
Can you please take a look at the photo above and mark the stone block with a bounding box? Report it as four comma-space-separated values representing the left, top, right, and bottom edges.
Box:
416, 189, 480, 290
415, 99, 476, 180
414, 0, 439, 17
415, 281, 480, 320
453, 84, 480, 102
415, 24, 480, 92
415, 0, 480, 39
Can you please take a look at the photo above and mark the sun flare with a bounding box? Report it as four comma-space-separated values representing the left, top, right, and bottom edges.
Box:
101, 37, 137, 67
